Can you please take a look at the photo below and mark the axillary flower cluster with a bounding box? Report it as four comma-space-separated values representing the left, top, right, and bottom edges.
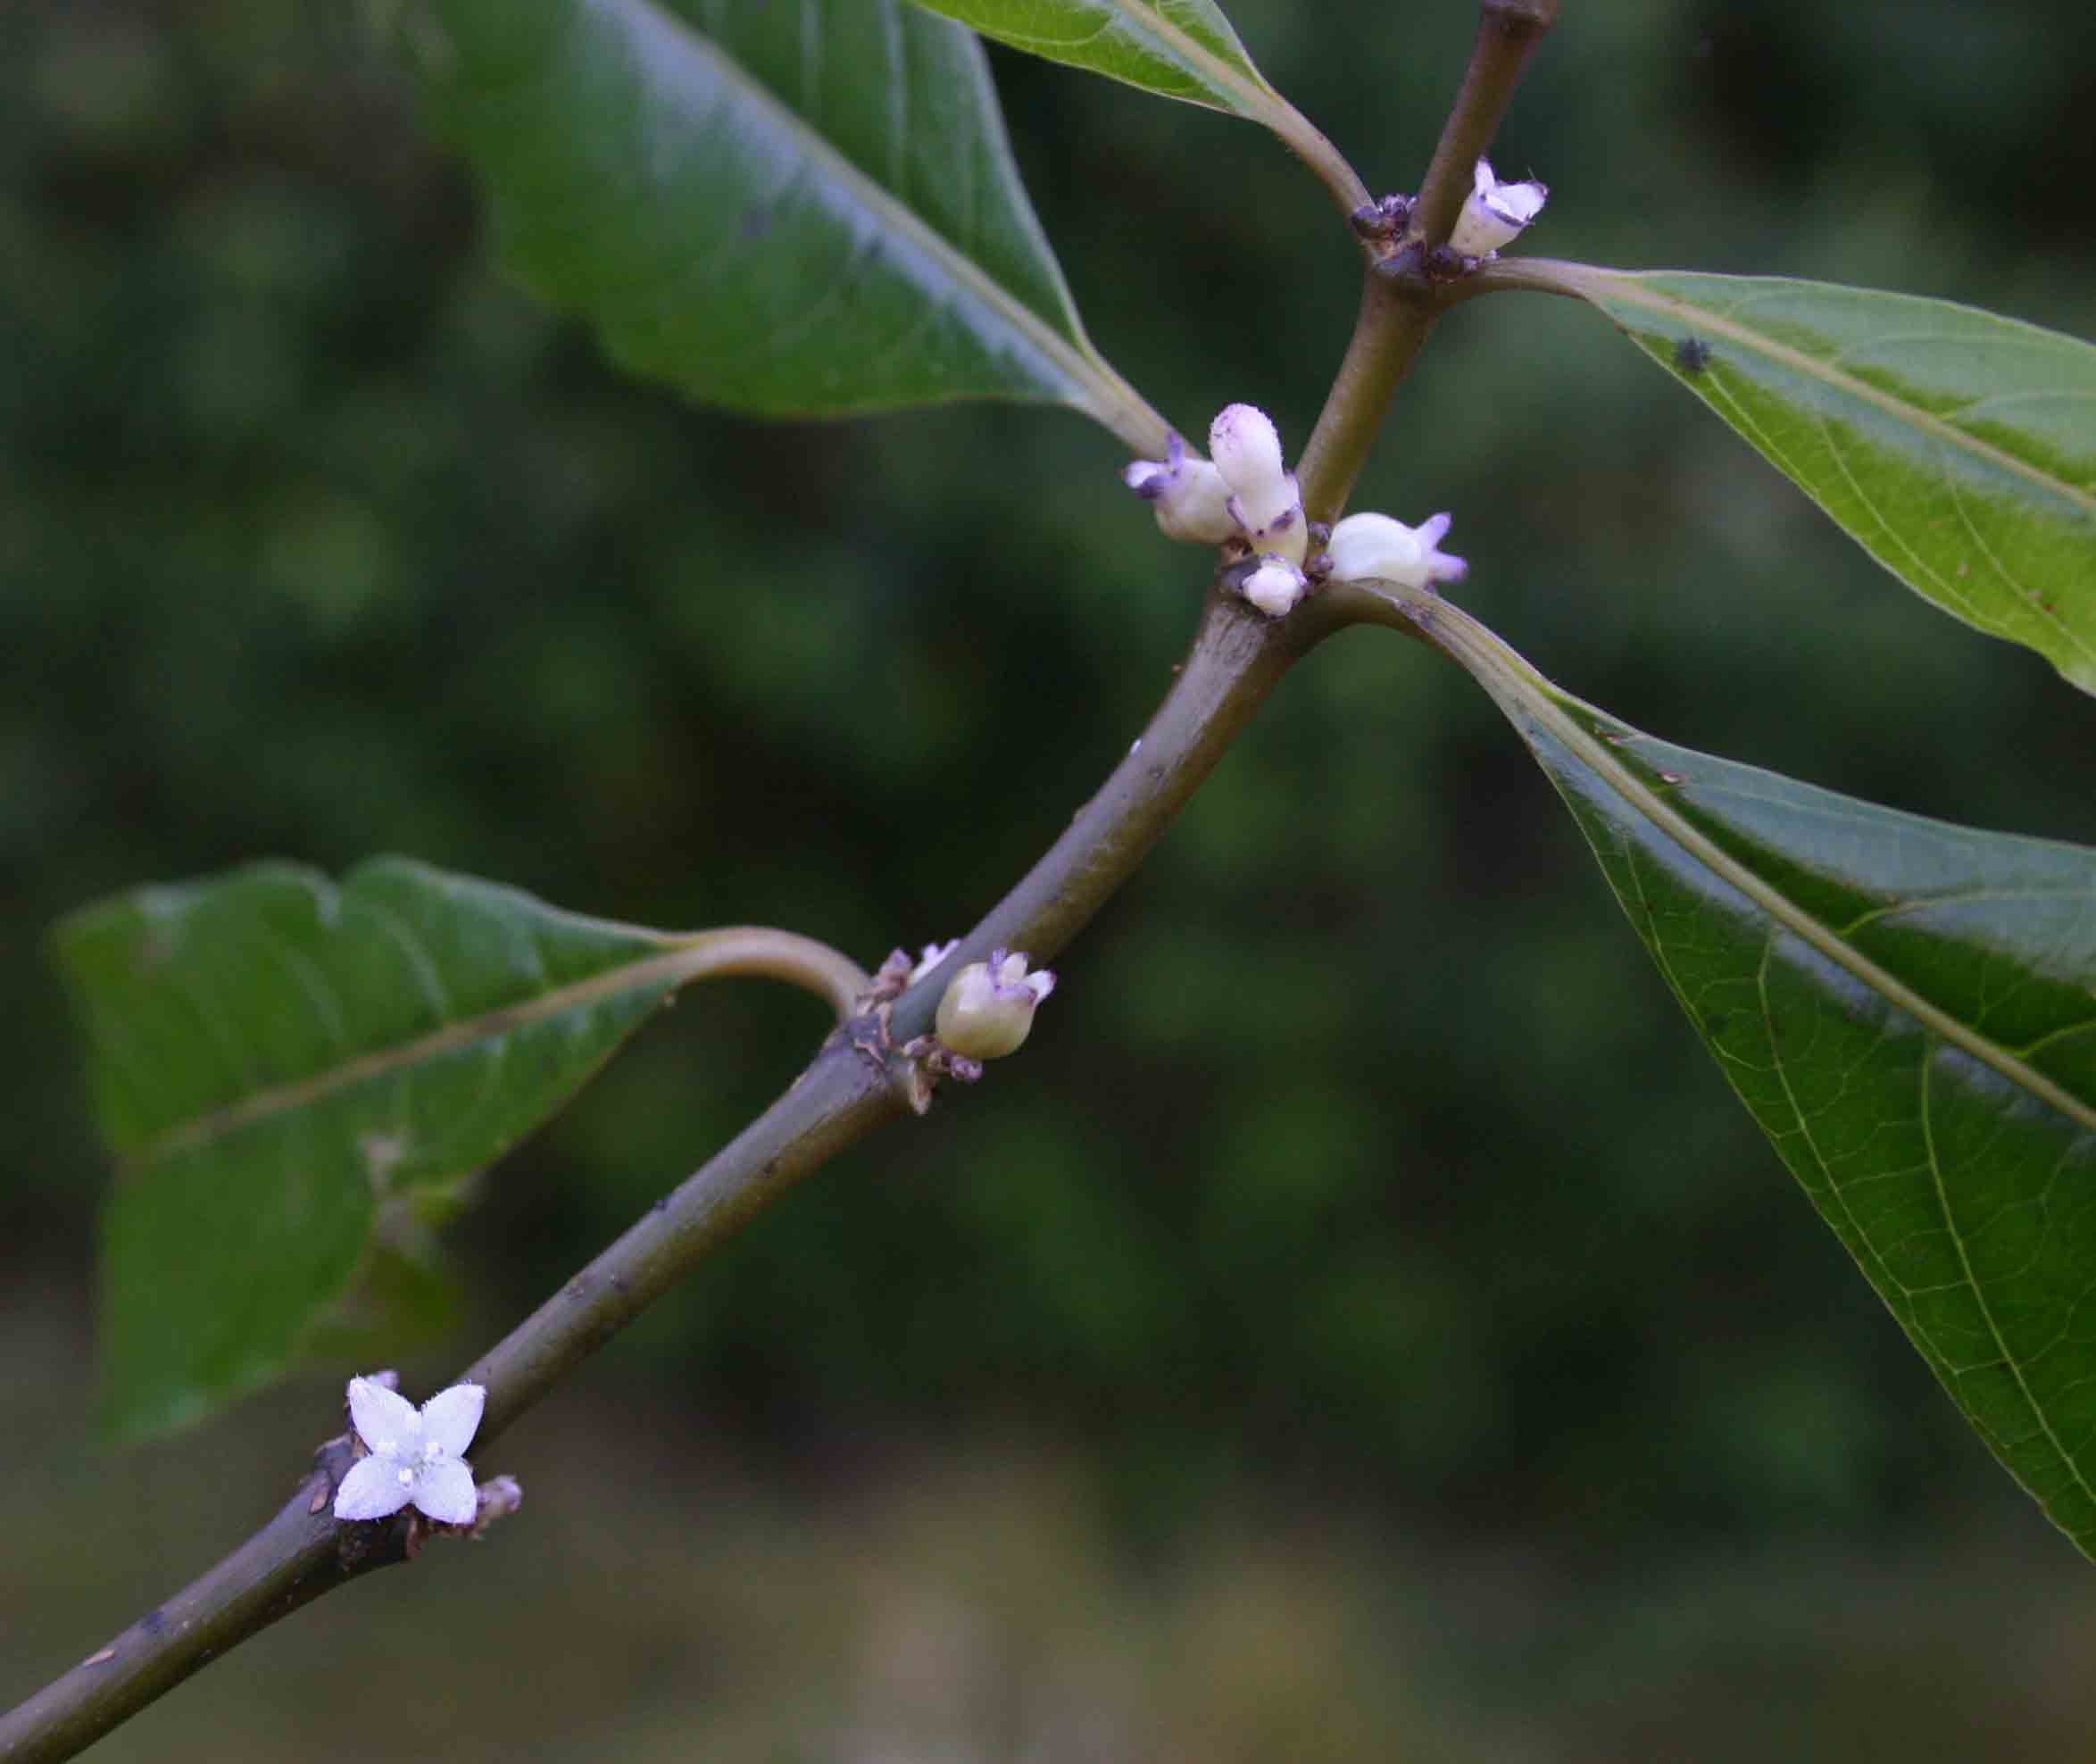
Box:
1124, 159, 1548, 620
1124, 404, 1468, 619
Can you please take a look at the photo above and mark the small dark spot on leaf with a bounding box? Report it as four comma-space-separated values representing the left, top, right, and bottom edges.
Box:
1674, 337, 1713, 375
140, 1608, 167, 1636
739, 204, 774, 243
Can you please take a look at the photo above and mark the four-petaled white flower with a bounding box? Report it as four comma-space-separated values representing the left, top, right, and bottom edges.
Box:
335, 1377, 486, 1526
936, 948, 1055, 1061
1324, 512, 1468, 593
1449, 159, 1547, 260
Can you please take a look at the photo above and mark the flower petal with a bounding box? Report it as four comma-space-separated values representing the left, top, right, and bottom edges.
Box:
334, 1454, 413, 1521
420, 1383, 486, 1458
412, 1459, 480, 1526
346, 1377, 419, 1453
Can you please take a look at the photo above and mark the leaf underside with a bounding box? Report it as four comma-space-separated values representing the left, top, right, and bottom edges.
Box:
1409, 588, 2096, 1557
54, 858, 694, 1441
1574, 270, 2096, 695
404, 0, 1163, 448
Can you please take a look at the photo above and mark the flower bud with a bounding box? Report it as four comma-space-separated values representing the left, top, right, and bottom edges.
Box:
1324, 512, 1468, 592
1122, 432, 1235, 545
1239, 553, 1308, 619
935, 949, 1055, 1061
1448, 159, 1547, 259
1210, 404, 1306, 564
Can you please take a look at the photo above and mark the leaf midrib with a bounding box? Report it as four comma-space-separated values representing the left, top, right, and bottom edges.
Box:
655, 0, 1165, 451
129, 937, 710, 1169
1578, 266, 2096, 523
1403, 585, 2096, 1137
1103, 0, 1270, 112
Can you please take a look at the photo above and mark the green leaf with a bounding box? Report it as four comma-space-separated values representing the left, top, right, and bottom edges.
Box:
903, 0, 1261, 117
402, 0, 1167, 450
1368, 581, 2096, 1556
1540, 265, 2096, 695
53, 858, 755, 1441
903, 0, 1366, 211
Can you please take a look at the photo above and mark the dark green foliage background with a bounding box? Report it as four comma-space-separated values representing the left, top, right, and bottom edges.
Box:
6, 0, 2096, 1680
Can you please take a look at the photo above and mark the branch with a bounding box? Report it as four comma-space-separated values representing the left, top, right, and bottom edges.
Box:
1294, 0, 1560, 527
1295, 270, 1439, 527
1, 585, 1334, 1764
1405, 0, 1560, 254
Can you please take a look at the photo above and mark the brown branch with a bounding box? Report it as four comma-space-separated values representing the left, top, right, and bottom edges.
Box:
0, 583, 1339, 1763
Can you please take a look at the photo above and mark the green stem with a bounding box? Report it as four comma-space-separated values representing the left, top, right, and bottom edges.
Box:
670, 927, 869, 1023
1268, 99, 1374, 227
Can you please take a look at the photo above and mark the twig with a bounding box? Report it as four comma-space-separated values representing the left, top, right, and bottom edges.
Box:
0, 585, 1335, 1764
1295, 0, 1561, 525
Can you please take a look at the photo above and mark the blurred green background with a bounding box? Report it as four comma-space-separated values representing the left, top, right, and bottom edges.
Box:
7, 0, 2096, 1755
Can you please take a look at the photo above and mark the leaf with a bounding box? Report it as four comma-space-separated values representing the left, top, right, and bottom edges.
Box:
53, 858, 756, 1441
1537, 265, 2096, 695
903, 0, 1367, 212
1368, 581, 2096, 1557
401, 0, 1167, 451
902, 0, 1262, 120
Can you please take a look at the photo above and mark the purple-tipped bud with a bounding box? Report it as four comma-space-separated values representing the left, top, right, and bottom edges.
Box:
1325, 511, 1468, 593
1448, 159, 1547, 259
1121, 430, 1235, 545
1210, 404, 1305, 564
936, 949, 1055, 1061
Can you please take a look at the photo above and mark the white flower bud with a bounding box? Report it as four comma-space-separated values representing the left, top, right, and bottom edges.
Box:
1210, 403, 1306, 564
1122, 432, 1236, 545
1324, 512, 1468, 592
909, 939, 960, 984
1448, 159, 1547, 259
935, 948, 1055, 1061
1238, 553, 1308, 619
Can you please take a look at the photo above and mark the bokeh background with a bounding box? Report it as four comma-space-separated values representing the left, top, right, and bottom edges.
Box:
7, 0, 2096, 1756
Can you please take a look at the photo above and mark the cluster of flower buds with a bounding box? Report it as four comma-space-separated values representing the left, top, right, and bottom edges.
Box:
1449, 159, 1548, 261
1125, 402, 1468, 617
1125, 403, 1313, 615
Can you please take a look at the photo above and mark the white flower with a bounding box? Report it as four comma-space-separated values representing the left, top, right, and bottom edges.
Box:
909, 940, 961, 984
1122, 431, 1235, 545
936, 948, 1055, 1061
1210, 404, 1306, 565
1324, 512, 1468, 592
1239, 553, 1308, 619
334, 1377, 486, 1526
1448, 160, 1547, 259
